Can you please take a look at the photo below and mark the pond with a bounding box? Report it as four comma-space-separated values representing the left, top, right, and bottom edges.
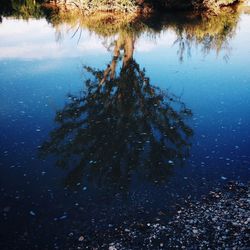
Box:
0, 3, 250, 249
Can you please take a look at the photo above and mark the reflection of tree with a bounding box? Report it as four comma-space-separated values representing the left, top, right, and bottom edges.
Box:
0, 0, 45, 21
142, 10, 239, 61
1, 1, 241, 61
44, 6, 240, 61
40, 33, 193, 192
170, 10, 239, 60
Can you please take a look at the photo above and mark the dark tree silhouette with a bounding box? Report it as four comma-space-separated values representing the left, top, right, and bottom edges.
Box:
40, 33, 193, 193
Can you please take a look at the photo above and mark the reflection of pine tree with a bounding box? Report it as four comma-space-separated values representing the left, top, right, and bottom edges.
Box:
40, 33, 193, 192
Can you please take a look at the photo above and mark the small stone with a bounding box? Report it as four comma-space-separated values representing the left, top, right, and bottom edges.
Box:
109, 245, 117, 250
78, 236, 84, 242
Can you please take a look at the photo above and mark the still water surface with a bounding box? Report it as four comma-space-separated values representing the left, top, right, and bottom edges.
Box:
0, 7, 250, 249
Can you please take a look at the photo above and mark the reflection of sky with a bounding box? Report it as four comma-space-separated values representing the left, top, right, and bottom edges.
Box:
0, 19, 107, 59
0, 18, 177, 60
1, 15, 250, 61
0, 14, 250, 192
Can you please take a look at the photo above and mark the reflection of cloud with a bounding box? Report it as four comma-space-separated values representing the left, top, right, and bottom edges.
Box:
0, 41, 107, 60
0, 18, 177, 60
0, 18, 108, 60
136, 31, 176, 52
0, 43, 59, 59
78, 40, 106, 52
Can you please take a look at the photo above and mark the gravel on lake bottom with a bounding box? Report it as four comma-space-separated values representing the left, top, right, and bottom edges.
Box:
75, 182, 250, 249
161, 181, 250, 249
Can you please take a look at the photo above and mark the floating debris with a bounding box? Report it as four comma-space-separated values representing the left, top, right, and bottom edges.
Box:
3, 207, 10, 212
59, 215, 67, 220
29, 211, 36, 216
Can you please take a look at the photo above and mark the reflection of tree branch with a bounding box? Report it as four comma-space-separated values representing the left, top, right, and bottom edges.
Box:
170, 11, 239, 61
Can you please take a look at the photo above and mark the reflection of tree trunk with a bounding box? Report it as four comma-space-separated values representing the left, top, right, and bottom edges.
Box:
100, 33, 135, 85
100, 37, 121, 85
123, 35, 135, 68
110, 36, 123, 79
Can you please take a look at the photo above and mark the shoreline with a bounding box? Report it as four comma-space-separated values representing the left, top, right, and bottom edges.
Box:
46, 0, 243, 15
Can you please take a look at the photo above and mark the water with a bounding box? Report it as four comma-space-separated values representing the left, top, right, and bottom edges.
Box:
0, 4, 250, 249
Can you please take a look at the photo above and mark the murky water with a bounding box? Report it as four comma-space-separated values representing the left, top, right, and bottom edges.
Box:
0, 3, 250, 249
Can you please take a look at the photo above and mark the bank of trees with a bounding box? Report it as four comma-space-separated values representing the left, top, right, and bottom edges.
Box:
0, 0, 241, 20
50, 0, 240, 12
